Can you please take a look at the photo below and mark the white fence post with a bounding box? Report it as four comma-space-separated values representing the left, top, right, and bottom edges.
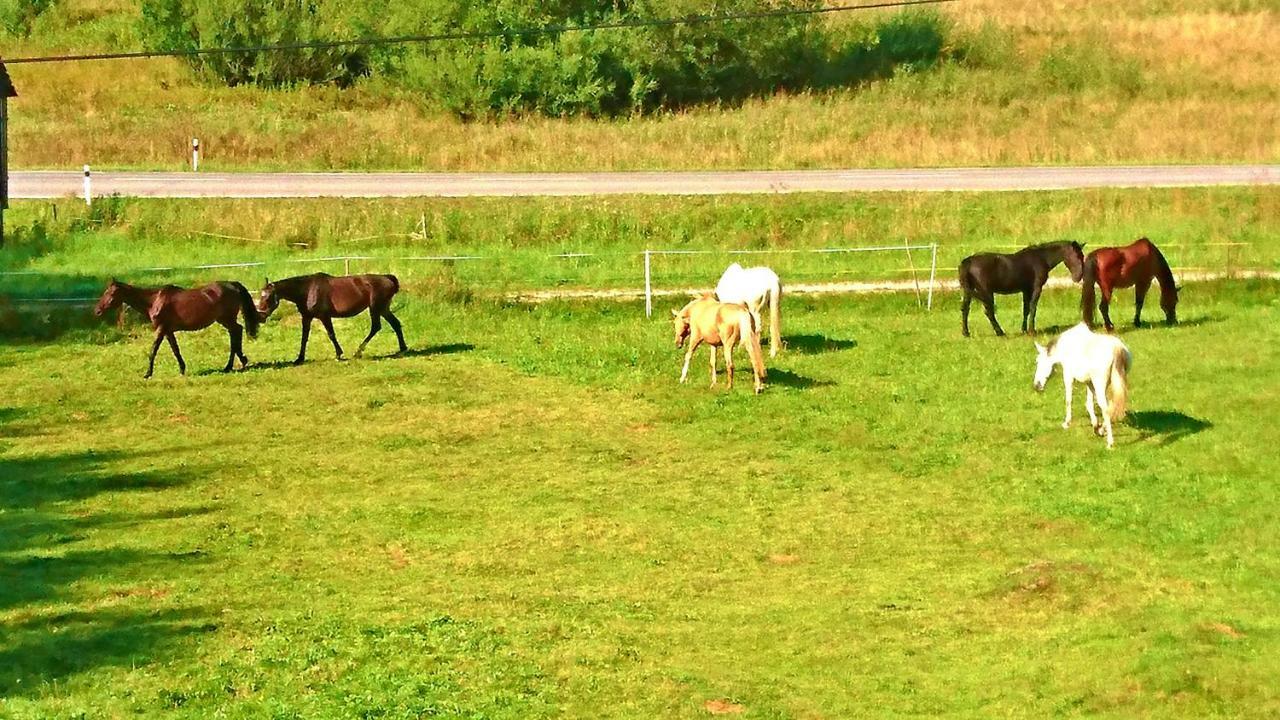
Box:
927, 243, 938, 310
903, 238, 921, 307
191, 138, 200, 172
644, 249, 653, 318
82, 165, 91, 206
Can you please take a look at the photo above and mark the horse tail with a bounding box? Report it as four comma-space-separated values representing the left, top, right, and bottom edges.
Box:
387, 274, 401, 295
1108, 343, 1131, 422
232, 282, 260, 338
742, 310, 767, 382
1080, 253, 1098, 327
768, 278, 782, 357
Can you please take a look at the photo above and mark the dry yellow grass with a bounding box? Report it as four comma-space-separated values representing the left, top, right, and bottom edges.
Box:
2, 0, 1277, 170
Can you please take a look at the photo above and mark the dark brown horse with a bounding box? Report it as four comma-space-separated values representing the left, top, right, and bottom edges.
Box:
958, 241, 1085, 337
95, 279, 260, 378
1081, 237, 1179, 331
257, 273, 407, 364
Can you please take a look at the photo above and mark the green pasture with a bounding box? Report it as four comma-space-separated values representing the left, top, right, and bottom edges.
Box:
1, 275, 1278, 717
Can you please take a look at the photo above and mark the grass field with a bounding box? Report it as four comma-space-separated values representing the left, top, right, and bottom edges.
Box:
1, 274, 1278, 717
2, 187, 1277, 322
2, 0, 1278, 170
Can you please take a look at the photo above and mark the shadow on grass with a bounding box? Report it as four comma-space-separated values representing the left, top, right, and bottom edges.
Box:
1127, 410, 1212, 446
768, 369, 836, 390
0, 411, 215, 695
783, 334, 857, 354
372, 343, 476, 360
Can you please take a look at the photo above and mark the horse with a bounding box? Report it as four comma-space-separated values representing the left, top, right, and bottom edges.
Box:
1033, 323, 1132, 449
257, 273, 407, 364
94, 279, 260, 378
672, 294, 766, 394
958, 241, 1086, 337
1081, 237, 1179, 331
715, 263, 782, 357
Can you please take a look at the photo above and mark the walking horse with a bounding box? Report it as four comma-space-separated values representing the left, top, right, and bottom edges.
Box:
257, 273, 407, 364
672, 295, 767, 394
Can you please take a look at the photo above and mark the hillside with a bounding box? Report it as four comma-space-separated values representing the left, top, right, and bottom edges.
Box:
1, 0, 1277, 170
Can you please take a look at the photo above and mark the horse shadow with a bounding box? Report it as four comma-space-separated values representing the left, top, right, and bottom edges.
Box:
1127, 410, 1212, 446
373, 343, 475, 360
768, 369, 836, 390
783, 334, 857, 355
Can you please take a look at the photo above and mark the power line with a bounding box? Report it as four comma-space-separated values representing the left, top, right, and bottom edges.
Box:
2, 0, 957, 65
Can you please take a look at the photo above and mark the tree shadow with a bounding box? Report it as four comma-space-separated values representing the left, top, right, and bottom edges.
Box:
0, 412, 216, 696
783, 334, 857, 355
1127, 410, 1212, 446
768, 369, 836, 390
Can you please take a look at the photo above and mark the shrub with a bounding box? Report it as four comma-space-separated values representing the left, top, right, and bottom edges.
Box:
0, 0, 53, 37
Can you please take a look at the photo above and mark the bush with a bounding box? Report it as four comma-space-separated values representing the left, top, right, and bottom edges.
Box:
0, 0, 53, 37
138, 1, 961, 116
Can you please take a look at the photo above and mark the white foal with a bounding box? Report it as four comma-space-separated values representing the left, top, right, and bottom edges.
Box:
1033, 323, 1132, 449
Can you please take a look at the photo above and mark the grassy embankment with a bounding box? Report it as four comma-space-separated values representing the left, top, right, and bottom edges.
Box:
1, 0, 1277, 170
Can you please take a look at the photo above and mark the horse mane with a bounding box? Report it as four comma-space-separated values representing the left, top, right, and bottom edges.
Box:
1145, 238, 1178, 301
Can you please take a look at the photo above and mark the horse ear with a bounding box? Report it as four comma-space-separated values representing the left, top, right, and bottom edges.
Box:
1034, 342, 1047, 354
671, 309, 678, 317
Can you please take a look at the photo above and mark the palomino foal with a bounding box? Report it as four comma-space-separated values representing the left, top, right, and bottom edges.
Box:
672, 295, 766, 394
1033, 323, 1132, 448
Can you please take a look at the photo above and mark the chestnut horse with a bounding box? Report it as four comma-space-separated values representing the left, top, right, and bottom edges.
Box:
94, 279, 260, 378
672, 294, 766, 394
257, 273, 407, 364
1081, 237, 1179, 331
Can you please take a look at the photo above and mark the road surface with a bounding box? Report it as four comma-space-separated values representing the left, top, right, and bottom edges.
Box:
9, 165, 1278, 199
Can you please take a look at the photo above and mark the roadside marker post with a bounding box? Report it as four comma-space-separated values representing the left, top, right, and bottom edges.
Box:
83, 164, 91, 206
192, 138, 200, 172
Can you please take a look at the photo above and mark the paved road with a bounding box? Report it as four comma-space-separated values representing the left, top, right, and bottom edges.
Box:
9, 165, 1279, 199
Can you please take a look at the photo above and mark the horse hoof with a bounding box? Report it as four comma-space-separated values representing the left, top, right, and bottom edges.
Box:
293, 359, 305, 366
1061, 422, 1071, 430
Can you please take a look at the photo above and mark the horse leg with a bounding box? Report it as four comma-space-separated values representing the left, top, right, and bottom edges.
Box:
1028, 285, 1043, 334
1021, 290, 1032, 334
723, 343, 734, 390
165, 332, 186, 375
981, 294, 1005, 337
222, 322, 238, 372
1061, 375, 1073, 429
383, 310, 408, 353
144, 327, 165, 379
961, 289, 973, 337
1133, 277, 1152, 328
320, 317, 345, 360
1085, 384, 1101, 434
708, 343, 717, 387
679, 338, 699, 383
355, 311, 382, 358
295, 315, 313, 365
1099, 286, 1115, 332
1092, 375, 1114, 448
234, 323, 249, 368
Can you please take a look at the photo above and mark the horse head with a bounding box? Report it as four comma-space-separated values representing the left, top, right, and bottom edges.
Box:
1064, 241, 1086, 282
672, 307, 692, 348
257, 278, 280, 320
93, 278, 122, 317
1032, 341, 1054, 392
1161, 282, 1179, 325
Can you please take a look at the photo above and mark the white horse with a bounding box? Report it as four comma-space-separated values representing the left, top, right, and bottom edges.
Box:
715, 263, 782, 357
1033, 323, 1132, 448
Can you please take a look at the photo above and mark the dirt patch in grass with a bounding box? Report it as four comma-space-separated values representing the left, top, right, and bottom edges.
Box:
705, 699, 746, 715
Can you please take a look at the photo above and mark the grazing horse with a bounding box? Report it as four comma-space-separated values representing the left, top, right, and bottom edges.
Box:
1033, 323, 1132, 449
715, 263, 782, 357
672, 294, 766, 394
1081, 237, 1179, 331
959, 241, 1085, 337
257, 273, 407, 364
94, 279, 259, 378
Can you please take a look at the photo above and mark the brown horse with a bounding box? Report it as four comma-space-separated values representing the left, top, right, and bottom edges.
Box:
672, 294, 766, 394
257, 273, 407, 364
1081, 237, 1179, 331
95, 279, 260, 378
